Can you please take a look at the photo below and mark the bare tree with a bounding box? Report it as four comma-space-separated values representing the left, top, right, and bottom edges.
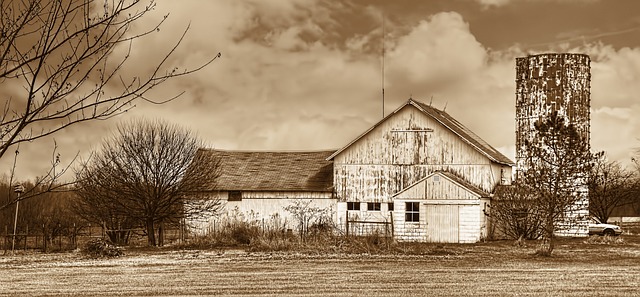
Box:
1, 0, 219, 207
284, 199, 333, 242
0, 142, 76, 211
491, 183, 543, 240
588, 156, 636, 224
74, 119, 221, 246
519, 111, 599, 256
0, 178, 80, 250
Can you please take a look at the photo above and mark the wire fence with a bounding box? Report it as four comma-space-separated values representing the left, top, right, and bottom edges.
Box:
1, 225, 186, 254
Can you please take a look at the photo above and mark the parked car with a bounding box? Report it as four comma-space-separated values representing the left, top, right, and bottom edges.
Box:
588, 218, 623, 236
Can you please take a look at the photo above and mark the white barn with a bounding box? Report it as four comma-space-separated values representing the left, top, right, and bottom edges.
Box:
188, 99, 514, 243
328, 99, 514, 243
187, 149, 336, 233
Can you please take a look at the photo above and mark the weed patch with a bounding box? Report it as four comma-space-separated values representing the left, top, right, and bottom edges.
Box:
584, 235, 625, 245
82, 238, 123, 258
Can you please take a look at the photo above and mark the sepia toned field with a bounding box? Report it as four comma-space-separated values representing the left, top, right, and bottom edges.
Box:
1, 237, 639, 296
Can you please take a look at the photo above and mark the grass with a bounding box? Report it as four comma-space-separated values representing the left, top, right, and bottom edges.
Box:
0, 235, 639, 296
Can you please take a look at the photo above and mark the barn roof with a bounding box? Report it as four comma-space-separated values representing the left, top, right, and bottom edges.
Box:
192, 149, 335, 192
327, 98, 514, 166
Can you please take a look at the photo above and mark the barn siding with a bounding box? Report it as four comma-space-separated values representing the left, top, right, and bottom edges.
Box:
425, 204, 459, 243
392, 201, 482, 243
385, 172, 486, 243
394, 173, 480, 200
392, 201, 427, 242
334, 107, 490, 166
333, 105, 503, 203
457, 204, 481, 243
188, 191, 336, 234
335, 164, 497, 202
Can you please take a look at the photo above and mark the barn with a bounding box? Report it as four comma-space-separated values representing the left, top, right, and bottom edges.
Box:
186, 149, 336, 233
187, 98, 513, 243
329, 99, 514, 243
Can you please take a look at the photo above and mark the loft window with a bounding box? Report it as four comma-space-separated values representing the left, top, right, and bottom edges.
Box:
405, 202, 420, 222
347, 202, 360, 211
387, 203, 394, 212
367, 202, 381, 211
228, 191, 242, 201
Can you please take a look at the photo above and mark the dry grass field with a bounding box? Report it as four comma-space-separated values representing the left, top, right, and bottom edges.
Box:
1, 236, 639, 296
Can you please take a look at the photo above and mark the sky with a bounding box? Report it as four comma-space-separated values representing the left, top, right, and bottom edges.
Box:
3, 0, 640, 181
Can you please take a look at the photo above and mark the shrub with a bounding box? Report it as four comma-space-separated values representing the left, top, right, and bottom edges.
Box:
584, 235, 625, 245
231, 225, 254, 245
83, 238, 123, 258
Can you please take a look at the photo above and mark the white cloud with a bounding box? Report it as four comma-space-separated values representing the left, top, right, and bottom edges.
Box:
4, 1, 640, 180
475, 0, 512, 8
387, 12, 486, 88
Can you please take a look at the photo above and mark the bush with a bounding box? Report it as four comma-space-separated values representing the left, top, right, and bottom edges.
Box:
231, 225, 254, 245
83, 238, 124, 258
584, 235, 625, 245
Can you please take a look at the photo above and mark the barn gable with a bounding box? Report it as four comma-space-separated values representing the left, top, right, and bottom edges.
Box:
328, 99, 513, 166
393, 171, 489, 201
330, 98, 513, 203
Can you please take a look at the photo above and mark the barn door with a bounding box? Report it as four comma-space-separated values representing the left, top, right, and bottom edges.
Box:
425, 205, 459, 243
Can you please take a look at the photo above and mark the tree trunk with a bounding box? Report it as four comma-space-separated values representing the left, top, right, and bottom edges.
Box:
158, 222, 164, 247
539, 215, 555, 256
146, 219, 156, 246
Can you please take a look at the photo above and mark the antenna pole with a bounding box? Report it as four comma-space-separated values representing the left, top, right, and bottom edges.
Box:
381, 13, 385, 119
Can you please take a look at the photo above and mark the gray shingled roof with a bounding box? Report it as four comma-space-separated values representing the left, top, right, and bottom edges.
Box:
192, 149, 335, 192
328, 99, 515, 166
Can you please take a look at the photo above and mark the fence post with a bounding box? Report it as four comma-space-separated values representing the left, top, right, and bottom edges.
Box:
73, 223, 77, 250
345, 210, 349, 238
4, 225, 7, 254
58, 224, 62, 250
24, 225, 28, 251
43, 224, 47, 253
390, 212, 395, 239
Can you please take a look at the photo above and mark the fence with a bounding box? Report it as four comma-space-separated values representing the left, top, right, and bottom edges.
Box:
345, 211, 394, 238
1, 224, 186, 254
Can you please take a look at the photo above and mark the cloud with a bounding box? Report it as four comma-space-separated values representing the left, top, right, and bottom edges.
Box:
4, 0, 640, 181
475, 0, 512, 8
386, 12, 486, 89
591, 105, 640, 163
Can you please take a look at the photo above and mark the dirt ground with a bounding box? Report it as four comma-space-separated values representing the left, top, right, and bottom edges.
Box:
1, 236, 639, 296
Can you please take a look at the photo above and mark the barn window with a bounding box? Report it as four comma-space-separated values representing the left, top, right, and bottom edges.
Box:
387, 202, 394, 212
367, 202, 381, 211
228, 191, 242, 201
347, 202, 360, 211
405, 202, 420, 222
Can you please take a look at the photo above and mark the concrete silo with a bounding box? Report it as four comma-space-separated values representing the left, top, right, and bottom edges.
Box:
515, 53, 591, 236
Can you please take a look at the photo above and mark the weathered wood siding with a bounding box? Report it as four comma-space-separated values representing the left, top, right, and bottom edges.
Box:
392, 201, 482, 243
334, 105, 507, 202
392, 201, 427, 242
387, 173, 485, 243
188, 191, 336, 234
425, 204, 459, 243
394, 173, 479, 200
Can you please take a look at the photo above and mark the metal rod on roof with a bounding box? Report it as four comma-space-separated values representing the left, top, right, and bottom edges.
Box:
381, 12, 385, 119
